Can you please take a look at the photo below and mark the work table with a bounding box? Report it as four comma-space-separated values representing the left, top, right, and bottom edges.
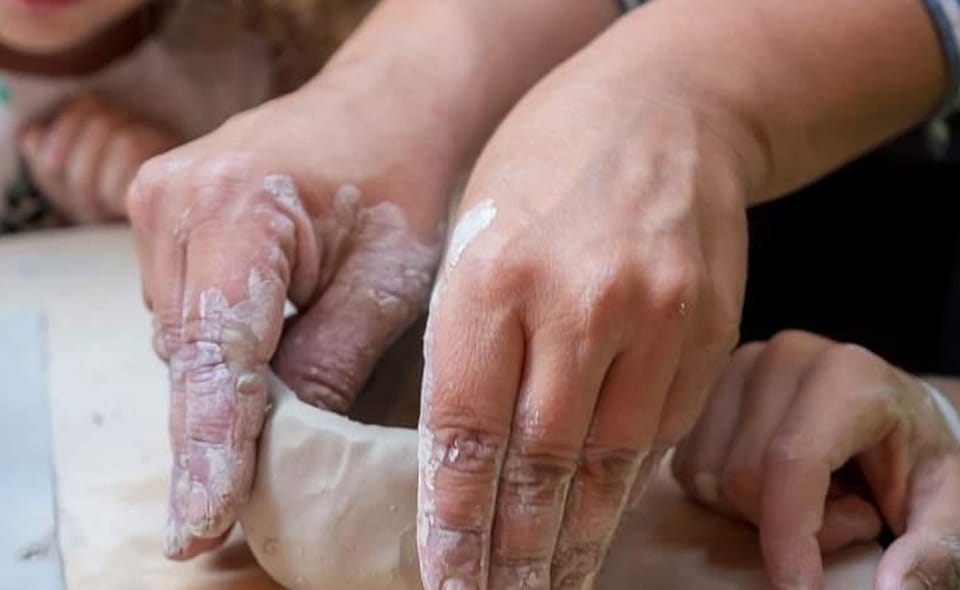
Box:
0, 227, 879, 589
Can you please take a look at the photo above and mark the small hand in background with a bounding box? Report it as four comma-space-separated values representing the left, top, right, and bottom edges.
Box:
672, 330, 960, 590
20, 95, 178, 225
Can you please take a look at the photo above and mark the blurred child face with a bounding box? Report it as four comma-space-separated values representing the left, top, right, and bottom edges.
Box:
0, 0, 147, 53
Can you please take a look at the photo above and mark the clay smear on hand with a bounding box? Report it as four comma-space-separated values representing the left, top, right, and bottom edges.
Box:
165, 174, 445, 558
418, 199, 499, 590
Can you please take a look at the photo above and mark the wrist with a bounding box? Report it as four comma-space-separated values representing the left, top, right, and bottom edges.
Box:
313, 0, 619, 175
572, 22, 771, 209
306, 48, 477, 188
591, 0, 944, 205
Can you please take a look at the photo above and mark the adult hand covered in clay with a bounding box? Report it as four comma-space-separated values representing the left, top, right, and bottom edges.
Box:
417, 0, 950, 586
418, 50, 749, 590
22, 94, 177, 224
129, 0, 623, 563
128, 70, 452, 560
673, 331, 960, 590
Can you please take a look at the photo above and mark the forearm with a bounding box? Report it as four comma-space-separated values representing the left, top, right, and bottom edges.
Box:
312, 0, 619, 174
586, 0, 946, 203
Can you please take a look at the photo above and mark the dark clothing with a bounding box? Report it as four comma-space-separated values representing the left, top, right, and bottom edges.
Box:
741, 150, 960, 375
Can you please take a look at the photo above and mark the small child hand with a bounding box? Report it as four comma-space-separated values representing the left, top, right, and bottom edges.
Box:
672, 330, 960, 590
20, 95, 177, 224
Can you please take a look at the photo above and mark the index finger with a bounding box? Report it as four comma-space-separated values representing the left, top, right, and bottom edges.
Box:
130, 166, 310, 558
418, 275, 524, 589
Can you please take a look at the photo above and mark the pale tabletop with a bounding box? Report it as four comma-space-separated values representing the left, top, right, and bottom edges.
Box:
0, 227, 881, 589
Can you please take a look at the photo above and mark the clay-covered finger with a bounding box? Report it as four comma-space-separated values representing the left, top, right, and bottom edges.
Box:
487, 327, 612, 589
417, 202, 525, 589
551, 327, 683, 588
418, 287, 524, 590
274, 186, 440, 412
130, 166, 313, 558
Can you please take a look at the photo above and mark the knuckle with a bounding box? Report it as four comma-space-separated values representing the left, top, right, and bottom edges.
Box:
732, 340, 766, 365
819, 341, 878, 372
765, 329, 819, 358
552, 541, 606, 589
179, 315, 263, 367
422, 425, 505, 531
764, 431, 818, 471
281, 358, 361, 413
498, 446, 577, 508
431, 425, 505, 478
464, 253, 534, 304
645, 262, 700, 316
578, 444, 642, 501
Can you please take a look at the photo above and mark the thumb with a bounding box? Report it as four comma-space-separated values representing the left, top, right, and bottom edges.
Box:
272, 208, 440, 412
878, 530, 960, 590
875, 456, 960, 590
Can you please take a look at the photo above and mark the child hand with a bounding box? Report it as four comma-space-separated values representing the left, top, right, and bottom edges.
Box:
672, 330, 960, 590
20, 95, 177, 224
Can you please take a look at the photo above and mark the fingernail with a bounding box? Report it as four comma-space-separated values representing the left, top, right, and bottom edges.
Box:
901, 577, 927, 590
441, 579, 477, 590
186, 483, 210, 533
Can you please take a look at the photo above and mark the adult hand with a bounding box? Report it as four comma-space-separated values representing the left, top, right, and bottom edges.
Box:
417, 51, 754, 589
21, 95, 177, 224
129, 0, 621, 564
417, 0, 954, 582
673, 331, 960, 590
129, 75, 454, 559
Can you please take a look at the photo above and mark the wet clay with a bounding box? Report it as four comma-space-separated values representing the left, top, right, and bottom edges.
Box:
240, 374, 422, 590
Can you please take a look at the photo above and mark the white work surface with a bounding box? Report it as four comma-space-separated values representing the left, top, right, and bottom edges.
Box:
0, 227, 881, 589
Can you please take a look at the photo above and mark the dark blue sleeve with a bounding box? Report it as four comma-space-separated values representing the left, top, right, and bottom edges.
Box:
921, 0, 960, 114
617, 0, 648, 13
